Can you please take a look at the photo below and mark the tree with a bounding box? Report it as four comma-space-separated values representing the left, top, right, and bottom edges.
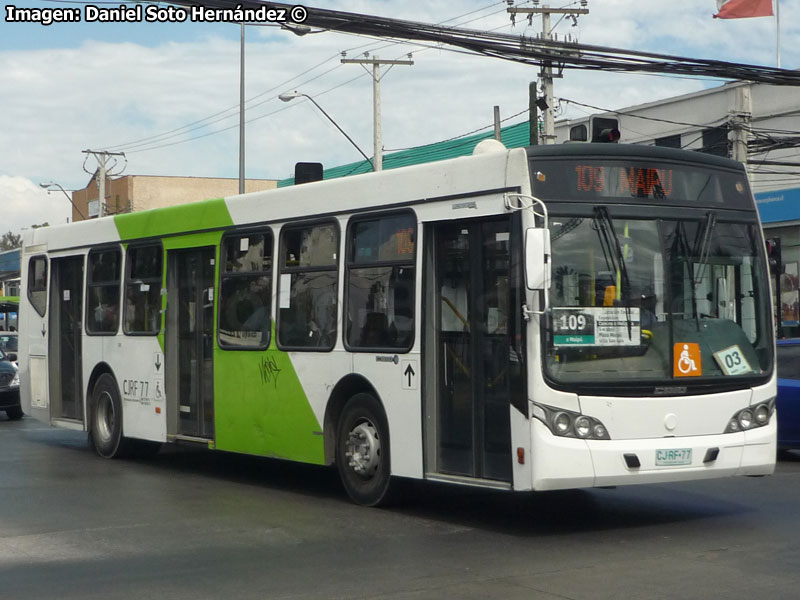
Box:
0, 231, 21, 251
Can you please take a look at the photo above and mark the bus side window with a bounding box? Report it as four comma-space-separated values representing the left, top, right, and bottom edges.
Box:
124, 244, 163, 335
218, 230, 273, 349
277, 222, 339, 350
28, 256, 48, 317
87, 247, 122, 335
346, 212, 416, 351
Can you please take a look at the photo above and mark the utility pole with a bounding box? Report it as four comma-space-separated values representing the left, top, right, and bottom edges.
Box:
776, 0, 781, 69
730, 84, 752, 166
341, 54, 413, 171
509, 2, 588, 144
529, 81, 538, 145
82, 150, 126, 218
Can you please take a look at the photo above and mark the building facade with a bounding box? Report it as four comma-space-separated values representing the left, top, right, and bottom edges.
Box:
71, 174, 277, 222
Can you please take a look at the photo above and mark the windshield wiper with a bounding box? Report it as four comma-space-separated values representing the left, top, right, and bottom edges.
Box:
592, 207, 634, 341
693, 212, 717, 287
674, 213, 717, 331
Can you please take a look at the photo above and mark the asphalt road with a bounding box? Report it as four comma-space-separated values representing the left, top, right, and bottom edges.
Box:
2, 414, 800, 600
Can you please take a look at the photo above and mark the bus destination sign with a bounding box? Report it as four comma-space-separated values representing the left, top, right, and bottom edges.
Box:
533, 158, 750, 208
575, 165, 673, 199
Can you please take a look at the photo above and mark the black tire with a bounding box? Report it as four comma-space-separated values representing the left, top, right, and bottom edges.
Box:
89, 373, 132, 459
336, 393, 392, 507
5, 405, 23, 420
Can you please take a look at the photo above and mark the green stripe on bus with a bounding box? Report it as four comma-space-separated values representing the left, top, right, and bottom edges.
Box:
113, 198, 233, 241
213, 339, 325, 464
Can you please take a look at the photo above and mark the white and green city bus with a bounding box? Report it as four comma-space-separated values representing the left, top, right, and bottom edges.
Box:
19, 141, 776, 505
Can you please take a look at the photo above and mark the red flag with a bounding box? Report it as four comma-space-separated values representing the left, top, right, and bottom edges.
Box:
714, 0, 773, 19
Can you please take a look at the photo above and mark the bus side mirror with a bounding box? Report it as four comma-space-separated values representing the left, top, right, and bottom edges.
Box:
525, 228, 551, 291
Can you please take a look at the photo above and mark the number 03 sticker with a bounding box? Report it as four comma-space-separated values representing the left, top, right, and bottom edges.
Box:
713, 345, 752, 376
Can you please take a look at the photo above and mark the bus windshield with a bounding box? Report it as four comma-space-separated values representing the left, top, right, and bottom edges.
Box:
545, 214, 772, 388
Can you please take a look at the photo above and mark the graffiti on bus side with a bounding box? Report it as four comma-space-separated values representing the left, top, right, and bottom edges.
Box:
258, 356, 281, 388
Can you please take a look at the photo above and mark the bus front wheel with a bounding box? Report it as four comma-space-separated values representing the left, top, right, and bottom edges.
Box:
89, 373, 132, 459
336, 393, 392, 507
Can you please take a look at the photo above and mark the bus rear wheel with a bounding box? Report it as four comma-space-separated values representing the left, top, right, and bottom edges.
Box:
6, 406, 23, 420
89, 373, 132, 459
336, 393, 392, 507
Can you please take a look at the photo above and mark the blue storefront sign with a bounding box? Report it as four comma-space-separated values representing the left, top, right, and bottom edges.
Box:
0, 249, 20, 273
755, 187, 800, 224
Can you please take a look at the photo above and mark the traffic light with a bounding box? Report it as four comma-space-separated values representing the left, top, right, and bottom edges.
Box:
766, 238, 782, 275
590, 116, 621, 143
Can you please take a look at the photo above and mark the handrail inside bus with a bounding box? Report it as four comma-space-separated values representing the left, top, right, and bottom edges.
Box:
441, 296, 469, 332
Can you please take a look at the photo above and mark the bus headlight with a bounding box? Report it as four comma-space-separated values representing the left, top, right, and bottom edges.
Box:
574, 416, 592, 438
553, 412, 571, 435
533, 403, 611, 440
754, 404, 770, 425
724, 399, 774, 433
738, 409, 753, 430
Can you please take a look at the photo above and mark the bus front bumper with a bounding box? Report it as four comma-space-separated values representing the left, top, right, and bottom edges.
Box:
530, 418, 777, 491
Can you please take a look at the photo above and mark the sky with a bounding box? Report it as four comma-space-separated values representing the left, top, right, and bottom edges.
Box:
2, 0, 798, 236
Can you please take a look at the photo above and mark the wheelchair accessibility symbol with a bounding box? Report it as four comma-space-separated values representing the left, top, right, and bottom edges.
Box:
673, 343, 702, 377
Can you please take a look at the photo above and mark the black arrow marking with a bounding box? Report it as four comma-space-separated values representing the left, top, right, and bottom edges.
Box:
155, 355, 162, 371
404, 363, 415, 387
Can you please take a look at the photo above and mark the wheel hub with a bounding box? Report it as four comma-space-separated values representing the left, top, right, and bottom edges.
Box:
96, 391, 115, 443
345, 421, 380, 478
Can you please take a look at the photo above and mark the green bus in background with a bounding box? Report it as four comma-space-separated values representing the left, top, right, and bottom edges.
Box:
0, 297, 19, 332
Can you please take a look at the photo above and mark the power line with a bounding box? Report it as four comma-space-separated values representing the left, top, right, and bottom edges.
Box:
559, 97, 800, 159
751, 178, 800, 187
338, 0, 510, 57
102, 2, 520, 154
168, 1, 800, 85
747, 170, 800, 176
102, 1, 800, 160
123, 70, 370, 154
558, 97, 718, 129
104, 54, 346, 152
750, 160, 800, 168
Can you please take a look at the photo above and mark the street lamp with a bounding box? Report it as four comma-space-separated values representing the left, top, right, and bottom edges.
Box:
278, 91, 374, 171
39, 182, 86, 221
239, 22, 245, 194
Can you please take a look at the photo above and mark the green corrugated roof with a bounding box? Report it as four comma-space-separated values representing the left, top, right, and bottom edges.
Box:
278, 119, 532, 187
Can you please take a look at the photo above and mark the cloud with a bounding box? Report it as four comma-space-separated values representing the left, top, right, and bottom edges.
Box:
0, 176, 72, 237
